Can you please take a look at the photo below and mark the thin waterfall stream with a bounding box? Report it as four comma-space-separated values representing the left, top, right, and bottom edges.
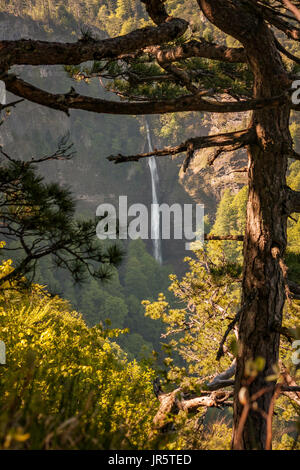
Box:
145, 120, 162, 264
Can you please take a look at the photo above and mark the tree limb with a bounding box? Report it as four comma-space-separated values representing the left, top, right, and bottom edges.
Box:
144, 39, 246, 64
258, 2, 300, 40
108, 128, 255, 171
286, 187, 300, 213
282, 0, 300, 22
280, 362, 300, 407
153, 364, 235, 430
0, 18, 188, 67
275, 37, 300, 65
206, 361, 236, 390
4, 74, 289, 117
204, 234, 244, 241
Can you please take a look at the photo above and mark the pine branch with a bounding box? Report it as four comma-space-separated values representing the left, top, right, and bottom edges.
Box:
282, 0, 300, 22
145, 40, 246, 64
108, 128, 255, 172
0, 18, 188, 67
247, 0, 300, 39
4, 74, 289, 117
0, 146, 122, 287
0, 99, 24, 111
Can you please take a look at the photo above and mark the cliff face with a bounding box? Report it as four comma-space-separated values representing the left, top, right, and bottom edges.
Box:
178, 110, 249, 214
0, 11, 247, 265
0, 12, 47, 40
180, 147, 247, 213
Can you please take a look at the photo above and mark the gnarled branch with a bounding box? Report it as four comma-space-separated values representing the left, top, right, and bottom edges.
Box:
145, 39, 246, 64
0, 18, 188, 67
153, 363, 236, 430
108, 128, 255, 172
3, 74, 288, 117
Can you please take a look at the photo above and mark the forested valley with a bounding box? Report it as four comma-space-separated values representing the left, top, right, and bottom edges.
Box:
0, 0, 300, 452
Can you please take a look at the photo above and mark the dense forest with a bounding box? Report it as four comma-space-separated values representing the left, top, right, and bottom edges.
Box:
0, 0, 300, 452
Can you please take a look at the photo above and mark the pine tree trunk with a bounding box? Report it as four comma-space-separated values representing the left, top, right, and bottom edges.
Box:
197, 0, 292, 449
232, 32, 291, 452
232, 120, 290, 450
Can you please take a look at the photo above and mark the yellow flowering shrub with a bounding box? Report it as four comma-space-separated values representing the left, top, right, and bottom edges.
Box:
0, 257, 157, 449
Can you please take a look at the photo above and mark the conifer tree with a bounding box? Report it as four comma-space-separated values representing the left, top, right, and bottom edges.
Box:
1, 0, 300, 449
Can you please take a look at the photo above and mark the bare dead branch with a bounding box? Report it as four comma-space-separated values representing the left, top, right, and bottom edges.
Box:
206, 361, 236, 390
108, 128, 255, 174
0, 99, 24, 111
153, 364, 235, 430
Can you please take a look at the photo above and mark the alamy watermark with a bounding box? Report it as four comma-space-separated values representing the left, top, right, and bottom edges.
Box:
292, 340, 300, 366
0, 81, 6, 106
0, 340, 5, 365
96, 196, 204, 250
292, 76, 300, 105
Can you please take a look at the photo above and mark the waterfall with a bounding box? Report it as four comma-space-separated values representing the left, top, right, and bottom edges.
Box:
0, 81, 6, 105
145, 120, 162, 264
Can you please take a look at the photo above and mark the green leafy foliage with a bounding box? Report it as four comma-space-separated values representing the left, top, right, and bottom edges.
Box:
34, 239, 172, 359
143, 248, 241, 383
0, 259, 157, 450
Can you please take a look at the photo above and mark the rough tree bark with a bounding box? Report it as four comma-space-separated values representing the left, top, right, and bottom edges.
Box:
198, 0, 292, 449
